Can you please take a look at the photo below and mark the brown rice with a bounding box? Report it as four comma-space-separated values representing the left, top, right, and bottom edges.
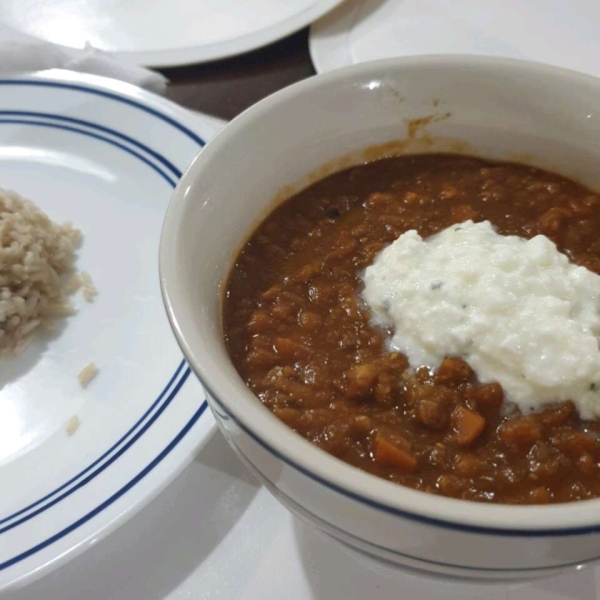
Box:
0, 188, 82, 358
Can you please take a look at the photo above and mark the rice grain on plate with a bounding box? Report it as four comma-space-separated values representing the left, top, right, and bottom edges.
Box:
0, 188, 82, 358
78, 362, 98, 387
80, 270, 98, 302
65, 415, 80, 435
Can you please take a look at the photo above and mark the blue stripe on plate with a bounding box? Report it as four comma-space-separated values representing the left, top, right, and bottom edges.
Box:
0, 364, 190, 534
0, 80, 205, 147
0, 111, 182, 179
0, 119, 177, 187
0, 370, 210, 571
0, 360, 185, 526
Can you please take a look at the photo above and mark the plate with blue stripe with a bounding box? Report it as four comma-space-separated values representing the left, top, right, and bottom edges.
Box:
0, 70, 218, 591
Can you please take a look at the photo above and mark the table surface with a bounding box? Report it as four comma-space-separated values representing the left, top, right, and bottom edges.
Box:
162, 29, 314, 121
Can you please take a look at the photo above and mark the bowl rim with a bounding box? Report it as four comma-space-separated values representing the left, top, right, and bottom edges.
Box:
160, 54, 600, 537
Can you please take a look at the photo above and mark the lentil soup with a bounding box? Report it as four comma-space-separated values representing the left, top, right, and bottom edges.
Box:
223, 154, 600, 504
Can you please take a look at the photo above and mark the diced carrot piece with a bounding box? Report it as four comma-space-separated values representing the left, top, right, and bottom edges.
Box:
498, 416, 541, 452
452, 406, 485, 446
373, 434, 417, 472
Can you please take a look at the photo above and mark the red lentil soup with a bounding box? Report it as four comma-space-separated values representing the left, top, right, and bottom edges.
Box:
223, 153, 600, 504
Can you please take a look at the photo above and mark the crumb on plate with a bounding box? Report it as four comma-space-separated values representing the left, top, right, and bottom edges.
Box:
65, 415, 80, 435
78, 362, 98, 387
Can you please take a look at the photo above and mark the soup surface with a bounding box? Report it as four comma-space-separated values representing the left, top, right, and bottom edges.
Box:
224, 154, 600, 504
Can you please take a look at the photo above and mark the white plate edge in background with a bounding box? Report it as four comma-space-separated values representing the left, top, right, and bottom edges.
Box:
0, 0, 346, 68
309, 0, 600, 77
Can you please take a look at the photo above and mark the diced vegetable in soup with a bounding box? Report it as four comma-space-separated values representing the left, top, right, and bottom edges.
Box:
224, 154, 600, 504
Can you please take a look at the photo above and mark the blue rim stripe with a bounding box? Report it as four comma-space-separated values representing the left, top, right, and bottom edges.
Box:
0, 373, 208, 571
0, 360, 185, 525
240, 443, 599, 572
206, 388, 600, 537
0, 119, 177, 187
0, 80, 205, 147
0, 111, 182, 180
0, 366, 189, 533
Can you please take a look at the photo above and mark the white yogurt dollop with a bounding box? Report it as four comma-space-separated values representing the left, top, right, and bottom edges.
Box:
362, 220, 600, 419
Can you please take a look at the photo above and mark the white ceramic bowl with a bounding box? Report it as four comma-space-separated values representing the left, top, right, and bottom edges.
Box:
160, 56, 600, 580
